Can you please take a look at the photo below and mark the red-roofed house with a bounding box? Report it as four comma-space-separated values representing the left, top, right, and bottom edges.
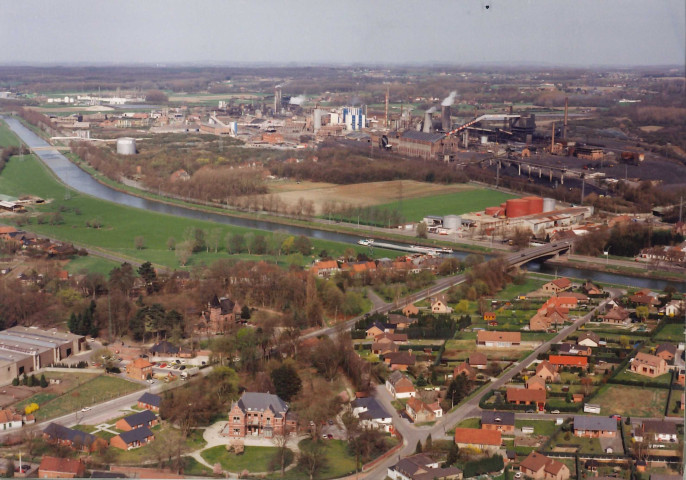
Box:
548, 355, 588, 369
520, 451, 570, 480
536, 361, 559, 382
543, 278, 571, 294
454, 428, 502, 455
454, 362, 477, 380
310, 260, 339, 278
406, 397, 442, 423
477, 331, 521, 347
402, 304, 419, 316
507, 388, 546, 410
126, 358, 153, 381
38, 456, 86, 479
630, 352, 668, 378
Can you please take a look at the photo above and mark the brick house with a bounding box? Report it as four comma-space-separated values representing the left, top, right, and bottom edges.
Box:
469, 352, 488, 369
630, 352, 668, 377
110, 426, 155, 450
38, 456, 86, 479
406, 397, 442, 423
454, 362, 477, 380
573, 416, 617, 438
506, 388, 546, 410
383, 351, 416, 371
115, 410, 159, 432
126, 358, 153, 381
526, 375, 546, 391
387, 314, 416, 330
0, 409, 23, 431
483, 312, 496, 322
577, 332, 600, 348
481, 411, 515, 434
43, 423, 101, 452
387, 454, 463, 480
600, 306, 631, 324
654, 343, 677, 363
197, 295, 242, 334
402, 304, 419, 316
477, 331, 521, 348
137, 392, 161, 412
548, 355, 588, 369
386, 371, 416, 399
431, 295, 452, 314
519, 451, 570, 480
226, 392, 296, 438
535, 361, 559, 382
542, 278, 571, 294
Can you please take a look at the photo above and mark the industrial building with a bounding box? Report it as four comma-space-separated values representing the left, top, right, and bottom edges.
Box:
0, 327, 84, 385
387, 130, 459, 161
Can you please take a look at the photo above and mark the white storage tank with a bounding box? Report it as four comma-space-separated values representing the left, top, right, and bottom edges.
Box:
542, 197, 556, 212
116, 137, 136, 155
443, 215, 461, 231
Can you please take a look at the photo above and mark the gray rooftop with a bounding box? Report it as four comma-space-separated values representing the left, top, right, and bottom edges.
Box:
482, 410, 515, 426
237, 392, 288, 414
119, 426, 154, 444
574, 415, 617, 432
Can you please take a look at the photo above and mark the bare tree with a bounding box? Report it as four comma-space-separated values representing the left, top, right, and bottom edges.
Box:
271, 431, 291, 477
297, 441, 327, 480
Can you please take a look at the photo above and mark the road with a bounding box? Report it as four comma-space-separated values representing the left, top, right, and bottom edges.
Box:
363, 287, 621, 479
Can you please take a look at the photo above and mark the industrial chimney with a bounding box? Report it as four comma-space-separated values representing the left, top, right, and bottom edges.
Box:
563, 97, 568, 140
441, 105, 451, 131
423, 111, 432, 133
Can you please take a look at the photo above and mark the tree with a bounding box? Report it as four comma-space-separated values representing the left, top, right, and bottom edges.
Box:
40, 374, 48, 388
138, 261, 157, 294
446, 372, 471, 408
293, 235, 312, 256
270, 362, 302, 402
509, 227, 533, 250
424, 433, 433, 453
228, 233, 245, 254
271, 430, 291, 477
443, 442, 459, 467
415, 440, 423, 453
253, 234, 268, 255
166, 236, 176, 251
298, 441, 327, 480
416, 221, 428, 238
134, 235, 145, 250
635, 306, 649, 322
145, 89, 169, 103
175, 241, 193, 266
207, 228, 222, 253
109, 263, 135, 296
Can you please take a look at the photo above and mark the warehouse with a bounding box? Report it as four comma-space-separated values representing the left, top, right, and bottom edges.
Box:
0, 327, 84, 385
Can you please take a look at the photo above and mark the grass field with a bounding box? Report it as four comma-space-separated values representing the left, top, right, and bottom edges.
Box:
654, 322, 685, 342
201, 445, 291, 473
592, 384, 669, 417
65, 255, 123, 275
15, 375, 143, 421
0, 155, 400, 268
612, 369, 673, 386
0, 119, 22, 147
379, 188, 518, 222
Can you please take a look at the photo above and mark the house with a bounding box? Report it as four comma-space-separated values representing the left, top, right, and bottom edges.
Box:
137, 392, 161, 412
483, 312, 496, 322
406, 397, 442, 423
454, 428, 502, 455
548, 355, 588, 369
541, 296, 578, 312
481, 411, 515, 433
530, 308, 567, 331
126, 358, 153, 381
582, 281, 603, 296
371, 337, 400, 355
635, 420, 678, 444
115, 410, 159, 432
431, 295, 452, 314
310, 260, 340, 278
110, 426, 155, 450
573, 416, 617, 438
469, 352, 488, 369
386, 371, 416, 399
535, 361, 558, 382
352, 397, 392, 432
629, 292, 659, 307
477, 331, 521, 348
572, 393, 584, 403
542, 278, 571, 294
577, 331, 600, 348
506, 388, 546, 410
226, 392, 296, 438
0, 409, 23, 431
43, 423, 98, 451
387, 454, 463, 480
600, 305, 631, 324
654, 343, 677, 363
38, 456, 86, 479
366, 322, 388, 339
660, 300, 684, 317
557, 343, 592, 356
630, 352, 668, 378
387, 314, 416, 330
149, 340, 180, 357
526, 375, 546, 391
402, 304, 420, 317
454, 362, 477, 380
384, 351, 416, 371
519, 451, 570, 480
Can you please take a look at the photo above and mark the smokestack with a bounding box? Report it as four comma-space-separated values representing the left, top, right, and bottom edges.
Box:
563, 97, 568, 140
423, 111, 432, 133
385, 87, 389, 128
441, 105, 451, 131
551, 121, 555, 152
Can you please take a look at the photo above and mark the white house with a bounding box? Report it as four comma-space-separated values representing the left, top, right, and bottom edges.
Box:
660, 300, 684, 317
385, 371, 416, 399
0, 410, 23, 431
634, 420, 678, 445
351, 397, 393, 432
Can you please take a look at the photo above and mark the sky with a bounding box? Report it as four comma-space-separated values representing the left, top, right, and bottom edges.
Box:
1, 0, 684, 67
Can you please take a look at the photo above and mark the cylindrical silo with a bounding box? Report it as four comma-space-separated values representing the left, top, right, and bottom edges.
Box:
484, 207, 500, 216
441, 105, 451, 131
116, 137, 136, 155
313, 109, 323, 132
506, 199, 529, 218
423, 112, 432, 133
444, 215, 461, 230
522, 196, 544, 215
543, 198, 556, 212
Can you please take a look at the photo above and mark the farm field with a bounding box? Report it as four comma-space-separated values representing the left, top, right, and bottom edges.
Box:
0, 155, 400, 269
269, 179, 481, 215
591, 384, 669, 417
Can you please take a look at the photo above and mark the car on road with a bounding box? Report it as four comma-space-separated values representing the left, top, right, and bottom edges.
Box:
610, 414, 621, 420
525, 409, 535, 413
551, 410, 560, 414
160, 363, 167, 368
81, 407, 91, 412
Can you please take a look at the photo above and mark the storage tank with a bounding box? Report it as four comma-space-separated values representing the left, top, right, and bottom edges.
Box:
313, 109, 323, 132
484, 207, 500, 216
116, 137, 136, 155
542, 197, 556, 212
506, 199, 529, 218
444, 215, 461, 230
522, 196, 544, 215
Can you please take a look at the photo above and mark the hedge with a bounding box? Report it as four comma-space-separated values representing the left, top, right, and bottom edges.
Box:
462, 455, 504, 478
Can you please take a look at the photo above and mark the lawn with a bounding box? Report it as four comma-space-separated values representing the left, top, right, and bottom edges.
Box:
654, 322, 685, 342
613, 369, 673, 386
201, 445, 290, 473
182, 457, 212, 477
495, 278, 547, 300
591, 384, 669, 417
0, 155, 400, 269
548, 429, 603, 454
65, 255, 122, 275
0, 119, 22, 147
15, 374, 143, 421
378, 188, 518, 222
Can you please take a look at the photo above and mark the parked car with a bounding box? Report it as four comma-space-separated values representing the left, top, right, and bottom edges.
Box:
551, 410, 560, 414
81, 407, 91, 412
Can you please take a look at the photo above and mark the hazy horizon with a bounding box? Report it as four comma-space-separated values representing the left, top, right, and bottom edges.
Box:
2, 0, 684, 68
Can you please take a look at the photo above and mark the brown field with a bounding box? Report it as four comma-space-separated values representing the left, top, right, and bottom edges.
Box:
267, 179, 477, 214
638, 125, 664, 132
592, 384, 668, 417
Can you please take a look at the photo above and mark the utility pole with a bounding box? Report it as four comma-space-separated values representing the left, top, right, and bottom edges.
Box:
679, 196, 683, 223
385, 86, 389, 128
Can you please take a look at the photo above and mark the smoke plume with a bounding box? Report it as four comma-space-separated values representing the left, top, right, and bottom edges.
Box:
289, 95, 307, 105
441, 91, 457, 107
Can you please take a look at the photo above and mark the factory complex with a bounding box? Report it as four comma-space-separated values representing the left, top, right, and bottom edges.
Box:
0, 326, 84, 385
